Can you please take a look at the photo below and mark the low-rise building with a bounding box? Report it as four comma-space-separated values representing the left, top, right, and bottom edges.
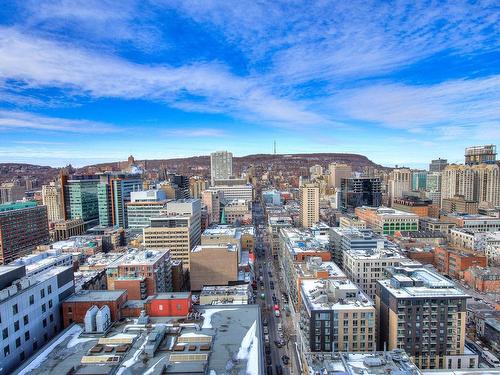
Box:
419, 216, 456, 233
8, 248, 73, 276
199, 284, 253, 305
268, 216, 293, 257
223, 199, 252, 224
433, 247, 487, 278
441, 213, 500, 232
339, 215, 367, 229
355, 206, 419, 235
300, 278, 376, 353
50, 218, 85, 241
463, 266, 500, 293
106, 248, 173, 297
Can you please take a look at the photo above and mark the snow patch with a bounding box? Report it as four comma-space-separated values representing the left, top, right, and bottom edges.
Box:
235, 320, 259, 375
143, 357, 163, 375
18, 325, 82, 375
66, 328, 94, 348
201, 308, 237, 329
116, 334, 147, 375
237, 321, 256, 360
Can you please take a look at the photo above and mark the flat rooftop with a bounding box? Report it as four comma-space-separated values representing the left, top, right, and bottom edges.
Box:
14, 305, 263, 375
295, 258, 347, 279
380, 266, 469, 299
307, 350, 422, 375
107, 249, 168, 267
64, 289, 126, 302
359, 206, 419, 218
281, 227, 330, 255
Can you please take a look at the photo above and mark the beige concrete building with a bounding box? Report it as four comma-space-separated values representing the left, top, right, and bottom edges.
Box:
51, 218, 85, 241
327, 163, 352, 189
202, 189, 221, 224
223, 199, 252, 224
300, 183, 319, 228
388, 168, 412, 206
143, 199, 201, 268
339, 215, 367, 229
42, 182, 64, 222
190, 243, 238, 291
300, 278, 376, 352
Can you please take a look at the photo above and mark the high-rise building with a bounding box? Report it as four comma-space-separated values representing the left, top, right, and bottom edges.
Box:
64, 175, 100, 228
340, 177, 382, 210
328, 163, 352, 189
309, 164, 323, 180
465, 144, 497, 165
376, 266, 473, 370
299, 183, 319, 228
97, 173, 143, 228
441, 163, 500, 207
143, 199, 201, 268
210, 150, 233, 185
300, 278, 376, 353
202, 189, 221, 224
0, 202, 50, 264
0, 265, 75, 375
41, 182, 64, 222
412, 171, 427, 191
388, 168, 412, 206
0, 182, 25, 204
126, 189, 168, 232
189, 177, 208, 199
429, 158, 448, 172
166, 173, 190, 199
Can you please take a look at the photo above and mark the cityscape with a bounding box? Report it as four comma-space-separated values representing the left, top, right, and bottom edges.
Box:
1, 2, 500, 375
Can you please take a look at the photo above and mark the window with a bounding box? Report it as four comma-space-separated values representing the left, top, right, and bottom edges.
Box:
47, 285, 52, 294
3, 345, 9, 357
15, 338, 21, 348
19, 351, 25, 361
29, 295, 34, 305
67, 307, 72, 313
25, 331, 30, 341
42, 304, 46, 313
2, 328, 7, 340
23, 315, 29, 325
14, 321, 20, 332
12, 304, 18, 315
40, 289, 45, 298
42, 319, 47, 328
159, 304, 163, 311
48, 300, 53, 309
49, 314, 54, 323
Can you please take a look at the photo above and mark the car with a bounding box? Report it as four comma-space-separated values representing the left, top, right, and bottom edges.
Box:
263, 318, 268, 326
276, 365, 283, 375
274, 310, 280, 317
277, 322, 283, 331
263, 326, 269, 334
270, 284, 274, 290
281, 355, 290, 365
264, 334, 270, 343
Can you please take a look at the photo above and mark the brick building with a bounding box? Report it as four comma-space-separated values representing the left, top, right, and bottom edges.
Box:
61, 289, 128, 328
463, 266, 500, 293
433, 247, 487, 278
144, 293, 191, 317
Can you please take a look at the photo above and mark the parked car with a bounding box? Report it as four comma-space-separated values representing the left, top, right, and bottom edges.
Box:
264, 334, 270, 343
263, 326, 269, 334
274, 310, 281, 317
281, 355, 290, 365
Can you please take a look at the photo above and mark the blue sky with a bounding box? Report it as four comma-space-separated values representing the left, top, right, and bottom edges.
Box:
0, 1, 498, 168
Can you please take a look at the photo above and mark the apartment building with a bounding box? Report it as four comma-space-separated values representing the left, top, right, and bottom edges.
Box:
299, 278, 376, 353
41, 182, 64, 222
268, 216, 293, 257
339, 215, 367, 229
0, 202, 50, 264
202, 189, 221, 224
433, 247, 487, 278
299, 183, 320, 228
223, 199, 252, 224
106, 249, 172, 298
0, 182, 24, 204
355, 206, 419, 235
0, 265, 74, 375
376, 266, 473, 370
210, 150, 233, 185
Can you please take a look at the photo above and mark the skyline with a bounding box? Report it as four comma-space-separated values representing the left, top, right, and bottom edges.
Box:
0, 1, 499, 168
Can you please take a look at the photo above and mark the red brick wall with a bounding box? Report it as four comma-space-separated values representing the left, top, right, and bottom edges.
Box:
145, 297, 191, 317
113, 279, 144, 300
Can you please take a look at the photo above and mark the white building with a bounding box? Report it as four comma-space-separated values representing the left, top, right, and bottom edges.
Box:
210, 151, 233, 185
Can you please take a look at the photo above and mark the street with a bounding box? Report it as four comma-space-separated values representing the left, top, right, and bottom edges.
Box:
253, 201, 297, 375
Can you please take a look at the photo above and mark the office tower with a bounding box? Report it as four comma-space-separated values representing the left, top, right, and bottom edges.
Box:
299, 183, 320, 228
0, 202, 50, 264
106, 249, 172, 297
388, 168, 412, 206
340, 177, 382, 210
441, 163, 500, 207
0, 265, 75, 375
64, 175, 100, 228
210, 150, 233, 185
202, 189, 221, 224
143, 199, 201, 268
465, 144, 497, 165
328, 163, 352, 188
190, 243, 239, 291
205, 184, 253, 201
189, 177, 208, 199
429, 158, 448, 172
355, 206, 419, 235
330, 227, 383, 268
300, 279, 376, 352
41, 182, 64, 222
0, 182, 25, 204
376, 266, 471, 370
167, 173, 190, 199
126, 189, 168, 232
97, 173, 143, 228
412, 171, 427, 191
309, 164, 323, 180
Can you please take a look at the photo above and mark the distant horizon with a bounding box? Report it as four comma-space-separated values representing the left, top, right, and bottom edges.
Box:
0, 2, 498, 167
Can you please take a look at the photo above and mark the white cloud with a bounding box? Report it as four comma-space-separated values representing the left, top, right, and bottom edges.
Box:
0, 27, 327, 127
0, 110, 119, 133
